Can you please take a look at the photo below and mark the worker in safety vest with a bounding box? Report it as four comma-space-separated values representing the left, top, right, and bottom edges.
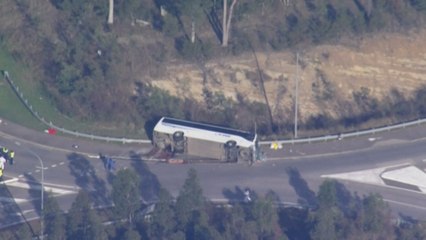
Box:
1, 147, 8, 155
1, 147, 8, 163
8, 150, 14, 165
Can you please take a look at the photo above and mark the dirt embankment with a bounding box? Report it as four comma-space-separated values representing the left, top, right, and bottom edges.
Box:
147, 29, 426, 123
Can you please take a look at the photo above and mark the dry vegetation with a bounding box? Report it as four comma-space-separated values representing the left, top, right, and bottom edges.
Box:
1, 0, 426, 136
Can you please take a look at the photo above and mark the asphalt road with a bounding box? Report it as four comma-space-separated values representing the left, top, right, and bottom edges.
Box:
1, 119, 426, 228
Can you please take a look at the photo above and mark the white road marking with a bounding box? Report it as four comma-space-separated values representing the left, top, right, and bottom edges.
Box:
87, 155, 100, 159
35, 169, 40, 173
51, 164, 57, 168
321, 163, 409, 186
27, 172, 32, 175
5, 181, 76, 195
14, 141, 21, 146
18, 174, 24, 178
10, 209, 36, 216
59, 162, 65, 165
0, 178, 19, 184
0, 197, 28, 204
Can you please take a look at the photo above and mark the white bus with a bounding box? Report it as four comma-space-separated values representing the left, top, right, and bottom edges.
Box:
153, 117, 258, 163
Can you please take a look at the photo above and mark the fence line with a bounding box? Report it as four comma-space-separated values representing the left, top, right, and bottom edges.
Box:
3, 71, 426, 145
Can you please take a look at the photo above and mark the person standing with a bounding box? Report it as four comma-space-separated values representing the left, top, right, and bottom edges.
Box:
8, 150, 14, 165
1, 147, 9, 162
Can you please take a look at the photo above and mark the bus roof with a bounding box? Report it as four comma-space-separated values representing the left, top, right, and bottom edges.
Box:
161, 117, 256, 142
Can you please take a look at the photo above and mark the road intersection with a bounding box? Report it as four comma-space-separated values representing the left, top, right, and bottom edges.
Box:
1, 119, 426, 227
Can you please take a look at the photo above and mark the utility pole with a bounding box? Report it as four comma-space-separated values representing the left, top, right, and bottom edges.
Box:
28, 149, 44, 240
294, 52, 299, 139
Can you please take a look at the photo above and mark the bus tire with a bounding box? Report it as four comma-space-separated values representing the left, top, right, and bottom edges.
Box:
173, 131, 184, 141
225, 140, 237, 148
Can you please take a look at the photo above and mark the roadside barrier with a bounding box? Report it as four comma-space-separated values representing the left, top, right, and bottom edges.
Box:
3, 71, 426, 145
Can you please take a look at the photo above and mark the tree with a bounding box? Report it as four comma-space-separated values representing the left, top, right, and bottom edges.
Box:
176, 0, 213, 43
251, 197, 281, 239
108, 0, 114, 24
175, 168, 205, 230
361, 193, 394, 238
310, 180, 343, 240
16, 224, 32, 240
222, 0, 238, 46
149, 188, 177, 239
43, 192, 66, 240
112, 169, 141, 224
123, 227, 141, 240
67, 190, 106, 240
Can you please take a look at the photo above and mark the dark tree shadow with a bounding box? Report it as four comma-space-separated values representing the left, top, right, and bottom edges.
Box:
0, 182, 36, 238
67, 153, 109, 206
144, 117, 162, 141
222, 186, 260, 204
222, 186, 246, 203
129, 151, 161, 203
286, 167, 318, 208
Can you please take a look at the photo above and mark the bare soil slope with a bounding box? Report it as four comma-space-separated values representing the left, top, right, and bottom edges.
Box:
148, 29, 426, 123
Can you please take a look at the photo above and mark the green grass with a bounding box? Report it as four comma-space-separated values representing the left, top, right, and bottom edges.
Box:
0, 47, 45, 130
0, 45, 145, 139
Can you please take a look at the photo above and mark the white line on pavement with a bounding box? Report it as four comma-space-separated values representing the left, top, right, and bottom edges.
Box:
0, 197, 28, 204
51, 164, 57, 168
0, 178, 19, 184
5, 181, 76, 195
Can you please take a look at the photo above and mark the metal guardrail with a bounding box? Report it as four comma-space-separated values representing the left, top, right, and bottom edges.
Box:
3, 71, 426, 146
259, 118, 426, 146
2, 71, 150, 144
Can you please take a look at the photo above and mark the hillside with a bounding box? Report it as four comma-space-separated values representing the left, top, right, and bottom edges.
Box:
1, 0, 426, 136
150, 29, 426, 124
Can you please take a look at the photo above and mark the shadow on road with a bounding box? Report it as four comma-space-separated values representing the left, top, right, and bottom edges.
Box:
67, 153, 109, 206
0, 179, 37, 238
23, 173, 43, 218
286, 167, 318, 208
222, 186, 262, 204
129, 151, 161, 203
222, 186, 245, 203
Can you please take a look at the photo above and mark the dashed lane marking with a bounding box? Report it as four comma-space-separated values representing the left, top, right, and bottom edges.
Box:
59, 162, 65, 165
34, 169, 40, 173
51, 164, 57, 168
18, 174, 24, 178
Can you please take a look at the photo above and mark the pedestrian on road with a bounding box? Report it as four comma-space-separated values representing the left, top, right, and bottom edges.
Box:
8, 150, 14, 165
